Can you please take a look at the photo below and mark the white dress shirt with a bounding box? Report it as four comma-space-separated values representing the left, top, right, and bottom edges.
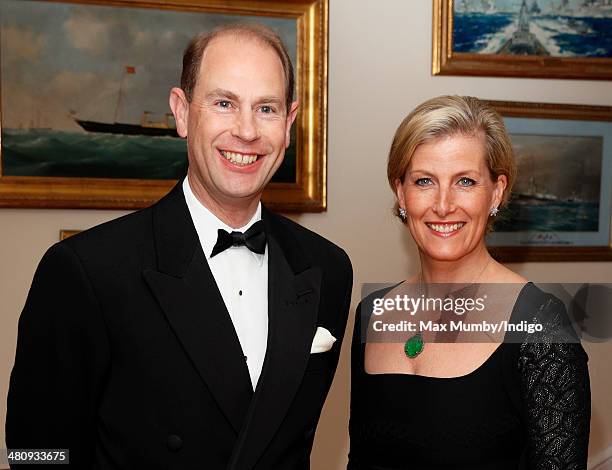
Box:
183, 178, 268, 390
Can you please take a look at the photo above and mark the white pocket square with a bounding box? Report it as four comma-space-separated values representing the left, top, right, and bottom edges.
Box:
310, 327, 336, 354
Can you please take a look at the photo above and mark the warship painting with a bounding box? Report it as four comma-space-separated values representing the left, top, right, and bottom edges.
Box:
493, 133, 602, 233
453, 0, 612, 57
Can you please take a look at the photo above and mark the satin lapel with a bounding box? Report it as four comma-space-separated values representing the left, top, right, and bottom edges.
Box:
229, 210, 322, 470
142, 180, 253, 434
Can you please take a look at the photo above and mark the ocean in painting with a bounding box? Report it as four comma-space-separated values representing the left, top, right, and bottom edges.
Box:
453, 1, 612, 57
1, 128, 297, 183
494, 200, 600, 232
2, 128, 187, 179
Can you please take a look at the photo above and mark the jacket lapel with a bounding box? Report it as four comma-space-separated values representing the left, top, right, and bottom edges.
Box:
142, 180, 253, 434
229, 207, 322, 470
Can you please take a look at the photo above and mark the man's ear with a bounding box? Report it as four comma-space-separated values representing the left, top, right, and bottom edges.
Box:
285, 100, 299, 148
169, 87, 189, 138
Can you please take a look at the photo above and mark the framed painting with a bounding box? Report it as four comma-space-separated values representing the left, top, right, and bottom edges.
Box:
0, 0, 327, 211
486, 100, 612, 262
433, 0, 612, 79
59, 229, 80, 240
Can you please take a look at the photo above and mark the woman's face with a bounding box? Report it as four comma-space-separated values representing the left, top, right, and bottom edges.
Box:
395, 133, 506, 262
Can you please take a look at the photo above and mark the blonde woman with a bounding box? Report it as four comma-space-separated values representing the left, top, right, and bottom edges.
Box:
349, 96, 590, 470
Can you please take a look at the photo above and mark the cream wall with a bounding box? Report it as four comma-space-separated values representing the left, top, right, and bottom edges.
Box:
1, 0, 611, 468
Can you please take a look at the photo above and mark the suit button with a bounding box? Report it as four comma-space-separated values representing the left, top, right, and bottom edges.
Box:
167, 434, 183, 452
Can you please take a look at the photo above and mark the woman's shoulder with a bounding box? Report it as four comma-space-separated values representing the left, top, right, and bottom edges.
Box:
511, 282, 588, 364
501, 283, 589, 418
513, 283, 575, 331
355, 281, 405, 313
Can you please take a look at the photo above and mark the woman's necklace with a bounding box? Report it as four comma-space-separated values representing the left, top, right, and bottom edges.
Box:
403, 257, 492, 359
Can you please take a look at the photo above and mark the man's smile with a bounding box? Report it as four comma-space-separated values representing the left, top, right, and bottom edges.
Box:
219, 149, 263, 167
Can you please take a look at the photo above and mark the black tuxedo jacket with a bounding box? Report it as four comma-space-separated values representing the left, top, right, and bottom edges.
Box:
6, 180, 353, 469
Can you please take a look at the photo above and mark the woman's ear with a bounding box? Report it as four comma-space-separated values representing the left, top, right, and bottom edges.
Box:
395, 178, 406, 210
492, 174, 508, 209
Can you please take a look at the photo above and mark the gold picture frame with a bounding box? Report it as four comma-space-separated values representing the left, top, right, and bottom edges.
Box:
59, 229, 80, 240
486, 100, 612, 262
0, 0, 327, 212
433, 0, 612, 80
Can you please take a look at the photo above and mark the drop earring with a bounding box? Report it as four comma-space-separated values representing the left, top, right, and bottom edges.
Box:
399, 207, 407, 222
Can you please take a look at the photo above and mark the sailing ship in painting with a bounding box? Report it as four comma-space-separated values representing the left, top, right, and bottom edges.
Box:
0, 0, 294, 183
72, 66, 179, 138
74, 112, 178, 138
2, 64, 185, 179
453, 0, 612, 57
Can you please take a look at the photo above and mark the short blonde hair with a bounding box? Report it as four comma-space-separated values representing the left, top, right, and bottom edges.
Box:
387, 95, 516, 222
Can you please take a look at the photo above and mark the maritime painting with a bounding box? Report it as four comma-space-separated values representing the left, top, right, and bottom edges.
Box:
453, 0, 612, 57
493, 134, 602, 234
486, 108, 612, 248
0, 0, 298, 182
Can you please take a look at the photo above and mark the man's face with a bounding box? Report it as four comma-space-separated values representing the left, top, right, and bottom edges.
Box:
173, 34, 298, 207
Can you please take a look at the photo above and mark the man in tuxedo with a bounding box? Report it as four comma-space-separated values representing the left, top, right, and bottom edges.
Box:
6, 24, 352, 469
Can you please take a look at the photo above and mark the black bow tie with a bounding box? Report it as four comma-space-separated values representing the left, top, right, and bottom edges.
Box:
210, 220, 266, 258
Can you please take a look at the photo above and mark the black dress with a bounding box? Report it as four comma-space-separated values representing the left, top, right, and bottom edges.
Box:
348, 283, 590, 470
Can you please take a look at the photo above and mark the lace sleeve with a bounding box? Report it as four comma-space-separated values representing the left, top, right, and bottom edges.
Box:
518, 295, 591, 470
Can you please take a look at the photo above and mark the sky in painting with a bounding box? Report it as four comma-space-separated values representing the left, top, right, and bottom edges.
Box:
511, 134, 602, 201
1, 0, 297, 131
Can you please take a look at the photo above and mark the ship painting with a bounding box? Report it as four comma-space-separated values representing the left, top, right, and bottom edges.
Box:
72, 66, 179, 138
497, 0, 549, 55
0, 0, 297, 182
491, 132, 602, 234
74, 112, 178, 138
514, 176, 558, 203
453, 0, 612, 58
